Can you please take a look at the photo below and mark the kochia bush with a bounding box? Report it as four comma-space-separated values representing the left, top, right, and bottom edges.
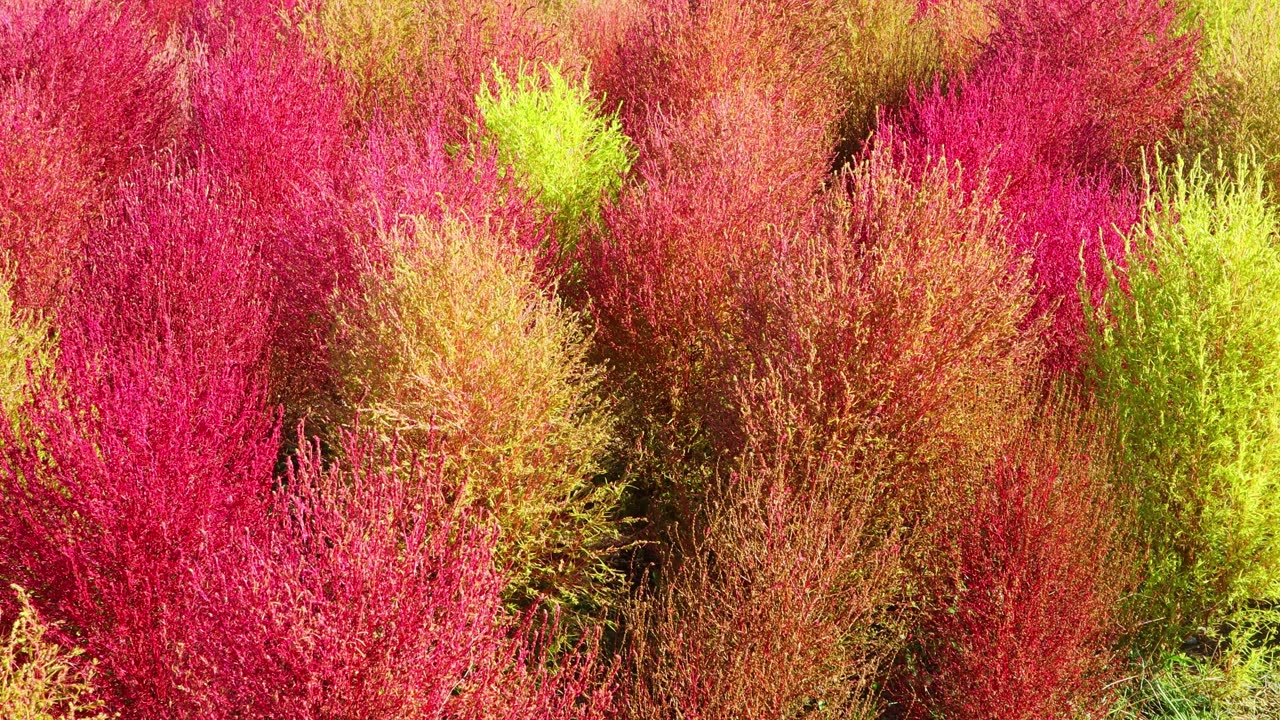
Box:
1181, 0, 1280, 193
1088, 154, 1280, 647
0, 164, 279, 716
478, 62, 635, 256
335, 217, 620, 614
0, 0, 177, 312
895, 0, 1199, 372
187, 429, 618, 719
897, 402, 1129, 720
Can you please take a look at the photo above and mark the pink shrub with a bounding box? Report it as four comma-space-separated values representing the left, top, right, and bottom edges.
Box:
0, 156, 615, 718
0, 0, 178, 312
0, 82, 93, 311
0, 0, 178, 182
188, 430, 617, 719
189, 4, 354, 422
893, 0, 1197, 371
0, 162, 278, 714
895, 404, 1128, 720
342, 118, 547, 261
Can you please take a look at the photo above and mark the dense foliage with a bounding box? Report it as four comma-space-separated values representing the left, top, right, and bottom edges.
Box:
0, 0, 1277, 717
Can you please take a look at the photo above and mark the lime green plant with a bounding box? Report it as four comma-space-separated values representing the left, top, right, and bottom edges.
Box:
477, 62, 634, 253
335, 217, 620, 615
1181, 0, 1280, 193
1, 586, 108, 720
1088, 154, 1280, 649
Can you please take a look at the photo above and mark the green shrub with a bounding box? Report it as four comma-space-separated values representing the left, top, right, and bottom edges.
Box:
334, 217, 620, 615
1181, 0, 1280, 193
0, 278, 52, 417
1, 586, 107, 720
1088, 154, 1280, 648
477, 62, 634, 254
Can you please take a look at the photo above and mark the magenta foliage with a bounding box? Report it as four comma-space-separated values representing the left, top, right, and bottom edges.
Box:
188, 429, 617, 719
895, 0, 1197, 371
0, 155, 614, 716
0, 0, 178, 310
189, 3, 355, 415
343, 118, 548, 262
0, 161, 279, 714
0, 80, 93, 311
0, 0, 177, 183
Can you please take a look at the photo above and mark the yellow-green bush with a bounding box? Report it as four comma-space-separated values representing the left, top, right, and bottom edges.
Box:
334, 217, 619, 614
0, 279, 52, 417
1, 586, 107, 720
1088, 154, 1280, 648
1181, 0, 1280, 192
477, 62, 634, 254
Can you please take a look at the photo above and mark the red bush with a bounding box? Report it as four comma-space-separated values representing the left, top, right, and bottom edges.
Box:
895, 403, 1129, 720
189, 4, 355, 421
0, 0, 178, 182
583, 89, 829, 452
0, 82, 93, 311
188, 429, 617, 719
579, 2, 838, 456
0, 162, 278, 714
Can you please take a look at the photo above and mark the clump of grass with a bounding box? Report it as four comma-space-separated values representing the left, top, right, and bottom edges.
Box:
1088, 153, 1280, 649
1, 586, 107, 720
334, 217, 620, 615
1110, 607, 1280, 719
477, 62, 635, 256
